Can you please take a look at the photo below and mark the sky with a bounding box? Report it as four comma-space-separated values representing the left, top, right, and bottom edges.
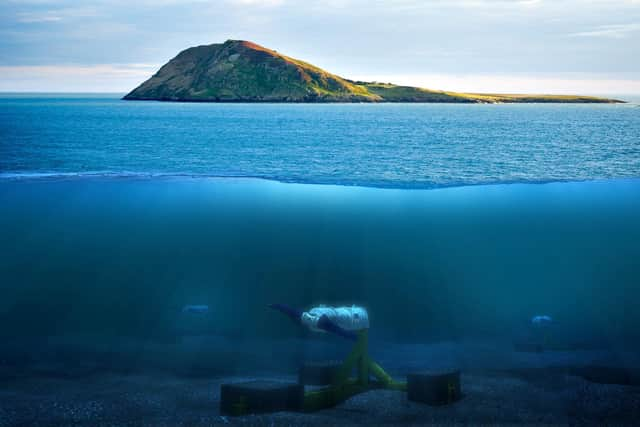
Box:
0, 0, 639, 94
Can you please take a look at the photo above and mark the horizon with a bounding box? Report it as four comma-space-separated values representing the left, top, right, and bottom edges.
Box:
1, 1, 639, 95
2, 90, 639, 98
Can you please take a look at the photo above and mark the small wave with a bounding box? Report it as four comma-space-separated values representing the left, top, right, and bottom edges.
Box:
1, 170, 639, 191
0, 171, 175, 179
0, 171, 228, 181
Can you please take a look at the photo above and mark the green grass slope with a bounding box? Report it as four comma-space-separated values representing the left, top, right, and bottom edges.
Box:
447, 92, 623, 103
361, 83, 477, 103
124, 40, 623, 104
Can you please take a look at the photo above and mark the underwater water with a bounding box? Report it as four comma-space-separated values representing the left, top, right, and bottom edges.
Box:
2, 177, 640, 345
1, 95, 640, 424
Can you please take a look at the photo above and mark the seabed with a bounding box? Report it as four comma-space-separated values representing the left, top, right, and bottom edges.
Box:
2, 337, 639, 426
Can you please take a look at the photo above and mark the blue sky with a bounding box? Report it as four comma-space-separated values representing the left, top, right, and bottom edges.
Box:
0, 0, 639, 94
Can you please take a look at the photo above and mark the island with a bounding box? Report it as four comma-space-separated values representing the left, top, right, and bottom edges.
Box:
124, 40, 623, 104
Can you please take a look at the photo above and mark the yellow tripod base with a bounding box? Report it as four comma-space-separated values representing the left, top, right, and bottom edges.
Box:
303, 330, 406, 412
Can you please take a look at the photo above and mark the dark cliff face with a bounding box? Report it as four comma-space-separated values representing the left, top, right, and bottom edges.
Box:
124, 40, 624, 104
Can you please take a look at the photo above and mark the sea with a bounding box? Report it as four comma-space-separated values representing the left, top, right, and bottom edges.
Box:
1, 94, 640, 424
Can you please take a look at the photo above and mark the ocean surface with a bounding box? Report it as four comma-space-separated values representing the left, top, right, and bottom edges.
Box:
1, 95, 640, 423
1, 94, 639, 187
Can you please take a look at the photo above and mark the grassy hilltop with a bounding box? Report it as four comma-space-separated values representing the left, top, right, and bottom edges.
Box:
124, 40, 623, 104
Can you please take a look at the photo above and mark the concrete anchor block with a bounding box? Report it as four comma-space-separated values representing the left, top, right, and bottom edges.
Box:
407, 370, 461, 405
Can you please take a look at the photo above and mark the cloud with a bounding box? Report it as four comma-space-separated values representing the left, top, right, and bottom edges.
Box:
0, 64, 158, 77
226, 0, 285, 6
518, 0, 541, 5
569, 23, 640, 38
454, 0, 541, 7
0, 64, 159, 92
16, 11, 63, 23
14, 7, 99, 24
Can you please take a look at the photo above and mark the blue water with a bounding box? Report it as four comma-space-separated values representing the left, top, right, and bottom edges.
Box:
1, 95, 640, 398
2, 176, 639, 342
1, 94, 639, 187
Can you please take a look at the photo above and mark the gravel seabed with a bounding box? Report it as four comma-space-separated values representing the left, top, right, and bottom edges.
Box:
2, 338, 639, 426
1, 369, 639, 426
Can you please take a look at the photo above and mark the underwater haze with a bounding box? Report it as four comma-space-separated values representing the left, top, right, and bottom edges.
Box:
1, 177, 640, 345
